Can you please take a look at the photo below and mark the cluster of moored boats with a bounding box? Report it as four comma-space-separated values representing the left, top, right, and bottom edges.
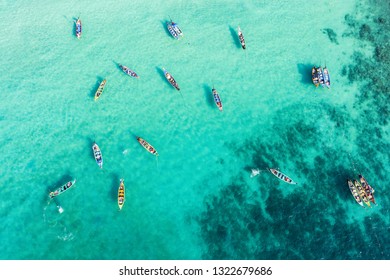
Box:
347, 175, 376, 208
311, 66, 331, 89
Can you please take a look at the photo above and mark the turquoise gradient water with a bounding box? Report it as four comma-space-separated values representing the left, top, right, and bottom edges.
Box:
0, 0, 389, 259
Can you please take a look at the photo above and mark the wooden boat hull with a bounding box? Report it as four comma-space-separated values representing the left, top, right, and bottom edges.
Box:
75, 18, 82, 39
163, 68, 180, 90
94, 79, 107, 101
347, 179, 364, 207
118, 179, 125, 210
120, 65, 139, 78
167, 21, 183, 39
323, 67, 330, 88
354, 180, 371, 207
49, 179, 77, 198
92, 143, 103, 168
312, 67, 320, 87
212, 88, 223, 111
359, 175, 376, 204
316, 67, 325, 86
137, 137, 159, 156
238, 27, 246, 49
167, 23, 179, 39
269, 168, 297, 184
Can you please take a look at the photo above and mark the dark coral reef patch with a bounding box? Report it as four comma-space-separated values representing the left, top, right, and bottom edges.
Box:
198, 2, 390, 260
322, 28, 339, 44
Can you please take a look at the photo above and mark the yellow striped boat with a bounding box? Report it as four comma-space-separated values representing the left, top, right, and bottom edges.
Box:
118, 179, 125, 210
94, 79, 107, 101
354, 180, 371, 207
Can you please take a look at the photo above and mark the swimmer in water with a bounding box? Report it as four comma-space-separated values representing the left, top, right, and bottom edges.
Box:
250, 168, 260, 178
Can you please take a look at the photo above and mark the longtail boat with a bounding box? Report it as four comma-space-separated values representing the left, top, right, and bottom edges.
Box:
347, 179, 364, 207
137, 137, 159, 156
118, 179, 125, 210
119, 64, 139, 78
269, 168, 297, 185
354, 180, 371, 207
312, 66, 319, 87
163, 68, 180, 90
171, 21, 183, 37
323, 66, 331, 89
316, 66, 325, 87
92, 142, 103, 168
359, 175, 376, 204
75, 18, 82, 39
94, 79, 107, 101
238, 26, 246, 49
212, 87, 223, 111
49, 179, 77, 198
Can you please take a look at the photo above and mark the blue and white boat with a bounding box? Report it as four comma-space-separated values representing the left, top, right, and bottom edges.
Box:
166, 20, 183, 40
316, 67, 325, 87
323, 66, 330, 88
119, 64, 139, 78
75, 17, 82, 39
92, 142, 103, 168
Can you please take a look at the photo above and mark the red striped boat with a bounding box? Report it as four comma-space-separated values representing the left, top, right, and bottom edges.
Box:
269, 168, 297, 184
212, 88, 223, 111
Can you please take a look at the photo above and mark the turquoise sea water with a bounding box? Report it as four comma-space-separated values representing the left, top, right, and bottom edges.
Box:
0, 0, 389, 260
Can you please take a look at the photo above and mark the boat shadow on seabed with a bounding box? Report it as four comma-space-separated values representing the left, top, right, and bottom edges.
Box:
229, 25, 242, 49
89, 76, 105, 99
160, 20, 173, 38
45, 174, 73, 211
297, 63, 315, 85
248, 167, 270, 178
110, 174, 121, 203
155, 67, 168, 86
203, 84, 216, 109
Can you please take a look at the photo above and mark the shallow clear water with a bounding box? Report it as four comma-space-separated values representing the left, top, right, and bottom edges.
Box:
0, 0, 389, 260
